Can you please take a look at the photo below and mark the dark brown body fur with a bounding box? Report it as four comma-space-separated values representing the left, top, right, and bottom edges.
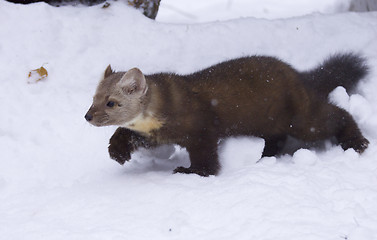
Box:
96, 54, 369, 176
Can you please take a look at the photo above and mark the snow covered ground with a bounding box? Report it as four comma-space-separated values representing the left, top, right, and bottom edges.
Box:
1, 0, 377, 239
157, 0, 355, 23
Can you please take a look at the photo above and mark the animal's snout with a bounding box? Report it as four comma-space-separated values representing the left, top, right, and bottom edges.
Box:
85, 113, 93, 122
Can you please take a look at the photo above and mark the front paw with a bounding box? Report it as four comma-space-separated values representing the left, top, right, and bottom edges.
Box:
108, 128, 137, 165
108, 143, 132, 165
173, 166, 216, 177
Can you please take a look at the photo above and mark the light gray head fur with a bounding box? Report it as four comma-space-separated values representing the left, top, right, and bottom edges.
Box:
85, 65, 149, 127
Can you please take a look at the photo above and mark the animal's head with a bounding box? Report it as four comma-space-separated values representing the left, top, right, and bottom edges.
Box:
85, 65, 148, 127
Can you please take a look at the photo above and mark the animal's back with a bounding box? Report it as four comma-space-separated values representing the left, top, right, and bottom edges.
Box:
186, 56, 305, 137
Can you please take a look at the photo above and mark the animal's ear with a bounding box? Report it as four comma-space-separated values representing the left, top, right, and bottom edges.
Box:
117, 68, 148, 95
104, 64, 114, 78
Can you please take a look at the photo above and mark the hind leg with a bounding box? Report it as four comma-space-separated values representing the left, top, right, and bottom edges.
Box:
290, 103, 368, 153
334, 108, 369, 153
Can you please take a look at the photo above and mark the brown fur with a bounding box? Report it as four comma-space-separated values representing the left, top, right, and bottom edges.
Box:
86, 54, 369, 176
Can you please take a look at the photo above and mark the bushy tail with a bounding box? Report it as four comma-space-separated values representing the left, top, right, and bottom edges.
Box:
301, 53, 368, 99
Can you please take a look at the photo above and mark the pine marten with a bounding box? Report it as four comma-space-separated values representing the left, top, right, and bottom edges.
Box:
85, 53, 369, 176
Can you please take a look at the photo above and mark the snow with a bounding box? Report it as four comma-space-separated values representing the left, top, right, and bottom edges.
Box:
157, 0, 354, 23
1, 0, 377, 239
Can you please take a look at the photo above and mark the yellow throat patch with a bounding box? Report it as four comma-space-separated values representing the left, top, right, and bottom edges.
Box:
123, 113, 164, 135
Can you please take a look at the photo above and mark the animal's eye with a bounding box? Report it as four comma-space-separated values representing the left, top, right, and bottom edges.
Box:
106, 101, 115, 108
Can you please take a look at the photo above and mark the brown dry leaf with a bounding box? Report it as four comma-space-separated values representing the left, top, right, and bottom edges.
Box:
102, 2, 110, 8
28, 66, 48, 83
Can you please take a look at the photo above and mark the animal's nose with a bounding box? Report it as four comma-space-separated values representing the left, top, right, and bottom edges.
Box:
85, 113, 93, 122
